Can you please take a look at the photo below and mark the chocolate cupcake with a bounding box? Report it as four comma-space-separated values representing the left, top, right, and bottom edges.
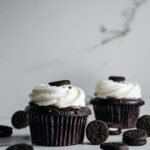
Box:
26, 80, 91, 146
91, 76, 144, 129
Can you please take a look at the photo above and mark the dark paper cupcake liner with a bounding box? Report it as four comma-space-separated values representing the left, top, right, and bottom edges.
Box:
93, 104, 139, 128
91, 98, 144, 129
28, 112, 88, 146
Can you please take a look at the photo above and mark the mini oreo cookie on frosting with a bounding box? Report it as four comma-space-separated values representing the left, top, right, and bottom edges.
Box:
48, 80, 71, 86
108, 76, 125, 82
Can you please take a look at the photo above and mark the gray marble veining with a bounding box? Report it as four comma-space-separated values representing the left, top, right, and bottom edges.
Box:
89, 0, 148, 49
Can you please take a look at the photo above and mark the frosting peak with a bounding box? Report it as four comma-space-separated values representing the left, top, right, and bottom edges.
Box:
29, 84, 86, 108
95, 80, 141, 99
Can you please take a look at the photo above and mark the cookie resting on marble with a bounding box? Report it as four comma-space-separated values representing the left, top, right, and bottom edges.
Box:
123, 129, 147, 146
86, 120, 109, 144
6, 143, 34, 150
0, 125, 12, 137
100, 142, 129, 150
136, 115, 150, 137
11, 110, 29, 129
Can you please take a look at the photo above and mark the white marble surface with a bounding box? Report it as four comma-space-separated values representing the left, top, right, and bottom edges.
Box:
0, 0, 150, 118
0, 105, 150, 150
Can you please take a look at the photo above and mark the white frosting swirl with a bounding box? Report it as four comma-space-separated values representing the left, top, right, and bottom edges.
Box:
29, 84, 85, 108
95, 80, 141, 99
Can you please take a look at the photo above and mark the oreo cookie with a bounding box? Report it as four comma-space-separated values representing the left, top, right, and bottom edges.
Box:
137, 115, 150, 136
6, 143, 34, 150
106, 122, 122, 135
86, 120, 109, 144
48, 80, 71, 86
11, 111, 29, 129
0, 125, 13, 137
108, 76, 125, 82
123, 129, 147, 146
100, 142, 129, 150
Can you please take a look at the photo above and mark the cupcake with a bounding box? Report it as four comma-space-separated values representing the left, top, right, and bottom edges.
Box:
90, 76, 144, 129
26, 80, 91, 146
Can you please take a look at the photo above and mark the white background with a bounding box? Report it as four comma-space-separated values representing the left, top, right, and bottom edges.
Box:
0, 0, 150, 118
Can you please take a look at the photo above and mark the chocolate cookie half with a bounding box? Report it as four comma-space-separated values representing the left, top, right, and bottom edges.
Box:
0, 125, 13, 137
100, 142, 129, 150
48, 80, 71, 86
86, 120, 109, 144
136, 115, 150, 137
123, 129, 147, 146
11, 110, 29, 129
6, 143, 34, 150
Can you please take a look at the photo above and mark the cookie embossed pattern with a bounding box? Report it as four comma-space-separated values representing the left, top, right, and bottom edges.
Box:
136, 115, 150, 136
86, 120, 109, 144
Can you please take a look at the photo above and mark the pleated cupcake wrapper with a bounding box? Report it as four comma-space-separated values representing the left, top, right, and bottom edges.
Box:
28, 112, 88, 146
93, 104, 140, 129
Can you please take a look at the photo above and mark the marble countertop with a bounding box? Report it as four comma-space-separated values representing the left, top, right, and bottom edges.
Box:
0, 105, 150, 150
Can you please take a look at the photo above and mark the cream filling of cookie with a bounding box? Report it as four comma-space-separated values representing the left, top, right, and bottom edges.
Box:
109, 128, 119, 131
